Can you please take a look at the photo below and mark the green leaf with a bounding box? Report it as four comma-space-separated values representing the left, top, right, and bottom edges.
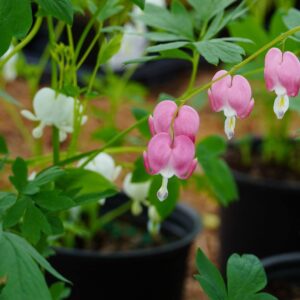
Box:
88, 0, 123, 22
148, 176, 180, 219
0, 193, 16, 214
34, 190, 74, 212
97, 34, 122, 65
3, 197, 29, 228
0, 0, 33, 56
32, 167, 66, 187
131, 0, 145, 9
21, 203, 52, 244
194, 39, 245, 65
197, 136, 227, 160
9, 157, 28, 192
196, 137, 238, 205
195, 249, 227, 300
227, 254, 273, 300
132, 107, 150, 138
50, 282, 70, 300
145, 32, 186, 42
5, 232, 69, 283
283, 8, 300, 40
204, 0, 248, 40
0, 136, 8, 155
147, 41, 189, 53
124, 55, 159, 65
228, 16, 269, 54
0, 233, 51, 300
132, 156, 151, 183
160, 49, 192, 61
188, 0, 237, 25
46, 214, 64, 235
36, 0, 74, 24
56, 168, 117, 205
195, 250, 278, 300
137, 3, 194, 40
170, 0, 194, 40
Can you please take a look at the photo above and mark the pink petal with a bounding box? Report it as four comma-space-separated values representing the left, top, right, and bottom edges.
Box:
278, 51, 300, 97
239, 98, 255, 119
152, 100, 177, 134
264, 48, 283, 92
148, 116, 156, 136
174, 105, 200, 142
170, 135, 196, 179
208, 70, 231, 112
144, 133, 172, 175
228, 75, 253, 118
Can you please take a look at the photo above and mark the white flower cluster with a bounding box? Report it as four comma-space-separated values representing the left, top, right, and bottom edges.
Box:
108, 0, 166, 70
21, 87, 87, 142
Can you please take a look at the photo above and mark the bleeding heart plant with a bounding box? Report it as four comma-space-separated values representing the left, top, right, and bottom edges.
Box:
0, 0, 299, 299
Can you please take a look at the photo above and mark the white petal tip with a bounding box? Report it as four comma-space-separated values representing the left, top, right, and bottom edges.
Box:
157, 188, 168, 201
274, 95, 289, 120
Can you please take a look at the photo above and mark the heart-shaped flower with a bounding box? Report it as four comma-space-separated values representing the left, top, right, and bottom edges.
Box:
208, 70, 254, 139
21, 87, 87, 142
148, 100, 200, 142
123, 173, 151, 215
144, 132, 197, 201
264, 47, 300, 119
1, 45, 18, 82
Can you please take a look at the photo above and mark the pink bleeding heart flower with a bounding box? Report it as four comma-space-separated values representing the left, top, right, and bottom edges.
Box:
148, 100, 200, 142
143, 132, 197, 201
208, 70, 254, 139
264, 47, 300, 119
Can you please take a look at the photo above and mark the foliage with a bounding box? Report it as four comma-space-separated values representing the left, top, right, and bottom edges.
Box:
195, 249, 277, 300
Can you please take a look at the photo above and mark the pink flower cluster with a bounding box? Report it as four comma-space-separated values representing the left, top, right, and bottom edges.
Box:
144, 100, 200, 201
143, 48, 300, 201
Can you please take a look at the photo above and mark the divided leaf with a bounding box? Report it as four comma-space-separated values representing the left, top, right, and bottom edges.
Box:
194, 40, 245, 65
36, 0, 74, 24
195, 249, 278, 300
196, 136, 238, 206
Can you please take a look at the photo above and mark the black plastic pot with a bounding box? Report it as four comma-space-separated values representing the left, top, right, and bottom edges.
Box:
220, 140, 300, 270
48, 198, 201, 300
262, 252, 300, 299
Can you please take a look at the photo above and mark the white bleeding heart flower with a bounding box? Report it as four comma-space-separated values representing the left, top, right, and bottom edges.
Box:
79, 153, 122, 205
21, 87, 87, 142
147, 205, 161, 235
2, 45, 18, 82
123, 173, 151, 216
108, 23, 148, 71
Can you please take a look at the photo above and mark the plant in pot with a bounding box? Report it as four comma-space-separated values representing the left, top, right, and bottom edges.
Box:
219, 6, 300, 268
0, 0, 300, 300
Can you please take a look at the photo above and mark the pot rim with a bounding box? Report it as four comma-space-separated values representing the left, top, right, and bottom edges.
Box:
233, 169, 300, 192
53, 203, 201, 259
262, 252, 300, 269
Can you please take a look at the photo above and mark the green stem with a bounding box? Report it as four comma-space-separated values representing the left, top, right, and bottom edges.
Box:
58, 115, 149, 166
0, 17, 43, 69
67, 25, 77, 86
91, 201, 132, 233
178, 25, 300, 104
47, 17, 58, 89
33, 21, 65, 93
76, 26, 102, 70
52, 126, 60, 164
187, 52, 200, 92
74, 5, 105, 60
